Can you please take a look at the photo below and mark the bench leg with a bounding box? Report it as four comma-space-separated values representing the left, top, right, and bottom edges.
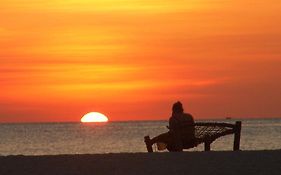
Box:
204, 141, 211, 151
233, 121, 242, 151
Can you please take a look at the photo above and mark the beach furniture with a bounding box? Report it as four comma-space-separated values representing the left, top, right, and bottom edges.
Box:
144, 121, 241, 152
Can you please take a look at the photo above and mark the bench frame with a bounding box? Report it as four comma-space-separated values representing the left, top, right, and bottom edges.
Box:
144, 121, 242, 152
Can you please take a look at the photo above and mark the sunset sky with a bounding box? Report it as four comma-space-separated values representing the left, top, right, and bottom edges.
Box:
1, 0, 280, 122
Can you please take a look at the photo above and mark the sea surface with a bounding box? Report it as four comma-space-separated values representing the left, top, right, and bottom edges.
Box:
0, 119, 280, 155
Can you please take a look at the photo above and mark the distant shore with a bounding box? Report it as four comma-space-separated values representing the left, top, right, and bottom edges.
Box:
0, 150, 280, 175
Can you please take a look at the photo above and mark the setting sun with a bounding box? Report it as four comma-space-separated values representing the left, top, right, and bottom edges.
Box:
81, 112, 109, 123
0, 0, 280, 123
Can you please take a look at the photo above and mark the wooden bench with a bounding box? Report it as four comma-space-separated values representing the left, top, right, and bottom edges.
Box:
144, 121, 242, 152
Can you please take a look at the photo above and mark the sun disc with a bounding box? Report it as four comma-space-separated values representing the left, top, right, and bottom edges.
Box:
81, 112, 108, 123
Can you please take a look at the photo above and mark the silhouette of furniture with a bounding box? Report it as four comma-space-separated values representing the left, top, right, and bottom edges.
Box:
144, 121, 242, 152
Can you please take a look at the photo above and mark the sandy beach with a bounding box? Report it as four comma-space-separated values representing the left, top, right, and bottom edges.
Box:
0, 150, 280, 175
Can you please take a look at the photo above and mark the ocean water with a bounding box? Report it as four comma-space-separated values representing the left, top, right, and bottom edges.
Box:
0, 119, 280, 155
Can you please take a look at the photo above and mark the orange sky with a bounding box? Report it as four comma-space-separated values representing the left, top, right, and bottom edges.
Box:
0, 0, 280, 122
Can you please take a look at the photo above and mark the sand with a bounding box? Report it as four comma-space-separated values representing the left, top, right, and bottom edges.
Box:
0, 150, 280, 175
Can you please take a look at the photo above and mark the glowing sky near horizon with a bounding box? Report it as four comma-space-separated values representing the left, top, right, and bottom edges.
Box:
0, 0, 280, 122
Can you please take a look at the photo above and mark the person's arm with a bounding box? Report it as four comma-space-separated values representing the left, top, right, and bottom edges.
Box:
190, 114, 195, 124
167, 117, 175, 130
185, 113, 195, 125
169, 117, 178, 131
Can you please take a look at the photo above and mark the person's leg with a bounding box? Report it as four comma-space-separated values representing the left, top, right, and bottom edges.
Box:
172, 132, 184, 151
144, 133, 170, 152
165, 131, 183, 152
150, 132, 170, 145
144, 136, 153, 152
145, 132, 184, 152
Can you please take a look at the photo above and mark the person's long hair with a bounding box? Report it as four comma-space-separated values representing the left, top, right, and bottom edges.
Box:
172, 101, 184, 115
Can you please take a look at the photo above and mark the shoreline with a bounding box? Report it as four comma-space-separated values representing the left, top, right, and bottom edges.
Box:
1, 150, 281, 175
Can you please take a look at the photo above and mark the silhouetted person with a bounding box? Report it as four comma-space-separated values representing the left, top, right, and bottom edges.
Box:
146, 101, 195, 151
